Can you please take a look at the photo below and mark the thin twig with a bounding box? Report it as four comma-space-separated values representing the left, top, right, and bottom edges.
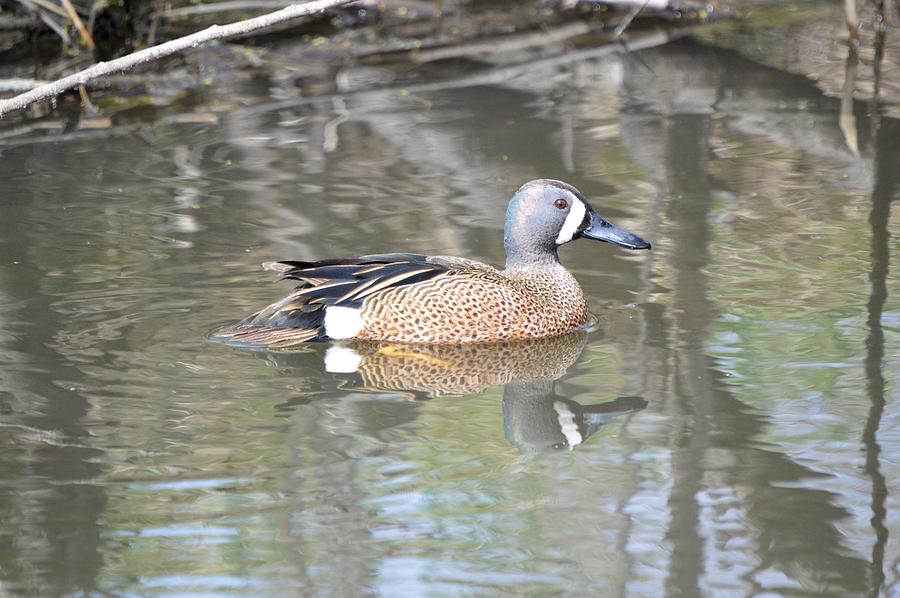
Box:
845, 0, 859, 44
613, 0, 649, 38
60, 0, 96, 48
78, 84, 96, 112
0, 0, 356, 117
20, 0, 69, 18
36, 8, 71, 44
147, 6, 161, 46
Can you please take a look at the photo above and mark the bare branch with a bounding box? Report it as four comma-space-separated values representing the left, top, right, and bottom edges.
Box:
36, 8, 71, 44
0, 0, 356, 117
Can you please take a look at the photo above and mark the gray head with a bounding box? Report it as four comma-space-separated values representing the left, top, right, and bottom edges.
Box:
503, 179, 650, 268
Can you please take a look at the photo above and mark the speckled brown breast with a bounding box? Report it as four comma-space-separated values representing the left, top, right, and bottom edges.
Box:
356, 263, 588, 343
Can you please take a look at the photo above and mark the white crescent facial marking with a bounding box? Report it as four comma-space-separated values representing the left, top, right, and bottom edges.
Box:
324, 345, 363, 373
324, 306, 364, 340
553, 401, 583, 450
555, 197, 587, 245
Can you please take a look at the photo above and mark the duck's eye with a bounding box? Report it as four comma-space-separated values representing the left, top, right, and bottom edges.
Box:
553, 198, 568, 210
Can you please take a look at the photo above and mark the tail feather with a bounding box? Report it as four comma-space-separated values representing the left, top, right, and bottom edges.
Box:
215, 324, 321, 348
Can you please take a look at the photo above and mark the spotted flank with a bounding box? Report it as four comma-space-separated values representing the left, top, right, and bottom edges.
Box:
214, 179, 650, 347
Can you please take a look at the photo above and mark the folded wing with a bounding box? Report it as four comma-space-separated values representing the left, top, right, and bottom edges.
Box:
214, 253, 451, 347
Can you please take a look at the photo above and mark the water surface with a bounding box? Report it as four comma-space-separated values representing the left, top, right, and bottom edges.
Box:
0, 23, 898, 598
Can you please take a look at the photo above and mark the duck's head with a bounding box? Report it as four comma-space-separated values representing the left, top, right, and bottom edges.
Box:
503, 179, 650, 267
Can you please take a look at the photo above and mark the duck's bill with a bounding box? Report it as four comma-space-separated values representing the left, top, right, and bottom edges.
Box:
580, 212, 651, 250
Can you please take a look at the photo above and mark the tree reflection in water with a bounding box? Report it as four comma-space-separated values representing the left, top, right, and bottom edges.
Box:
0, 19, 897, 597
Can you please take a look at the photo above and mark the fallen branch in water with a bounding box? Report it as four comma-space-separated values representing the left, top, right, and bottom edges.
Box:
0, 0, 356, 117
0, 15, 42, 31
245, 27, 687, 115
161, 1, 300, 19
0, 78, 50, 92
613, 0, 650, 38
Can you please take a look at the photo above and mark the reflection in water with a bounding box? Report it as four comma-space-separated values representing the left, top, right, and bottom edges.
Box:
862, 87, 897, 595
502, 380, 646, 453
629, 42, 896, 595
0, 196, 105, 595
265, 334, 647, 453
624, 77, 876, 594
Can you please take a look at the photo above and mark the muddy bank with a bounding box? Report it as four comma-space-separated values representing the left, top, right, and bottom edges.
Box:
0, 1, 717, 118
0, 0, 895, 131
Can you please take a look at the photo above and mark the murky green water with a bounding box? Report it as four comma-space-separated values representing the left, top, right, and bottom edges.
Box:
1, 23, 898, 598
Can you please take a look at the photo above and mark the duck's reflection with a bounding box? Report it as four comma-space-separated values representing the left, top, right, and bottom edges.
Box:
502, 379, 645, 452
265, 332, 647, 453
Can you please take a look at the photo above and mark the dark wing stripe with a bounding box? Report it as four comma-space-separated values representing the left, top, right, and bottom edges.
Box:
355, 264, 395, 276
290, 264, 374, 281
359, 252, 429, 263
342, 268, 438, 303
334, 276, 382, 304
289, 259, 449, 308
271, 253, 430, 279
333, 263, 441, 304
295, 279, 358, 296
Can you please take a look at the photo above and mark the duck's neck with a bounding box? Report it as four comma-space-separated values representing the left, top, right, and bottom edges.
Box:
504, 254, 561, 272
504, 238, 560, 271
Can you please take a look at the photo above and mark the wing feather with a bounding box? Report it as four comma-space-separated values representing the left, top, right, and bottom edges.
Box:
339, 268, 437, 303
215, 253, 465, 347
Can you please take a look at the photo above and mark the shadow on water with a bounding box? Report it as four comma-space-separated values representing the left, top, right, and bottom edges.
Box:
0, 25, 896, 597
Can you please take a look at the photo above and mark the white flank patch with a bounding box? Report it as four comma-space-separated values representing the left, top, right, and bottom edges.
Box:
324, 345, 363, 373
323, 306, 365, 340
553, 401, 583, 450
555, 198, 587, 245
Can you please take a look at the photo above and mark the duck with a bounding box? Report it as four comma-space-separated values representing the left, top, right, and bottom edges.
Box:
215, 179, 650, 347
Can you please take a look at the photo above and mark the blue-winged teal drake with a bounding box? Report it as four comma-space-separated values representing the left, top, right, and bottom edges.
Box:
215, 179, 650, 347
